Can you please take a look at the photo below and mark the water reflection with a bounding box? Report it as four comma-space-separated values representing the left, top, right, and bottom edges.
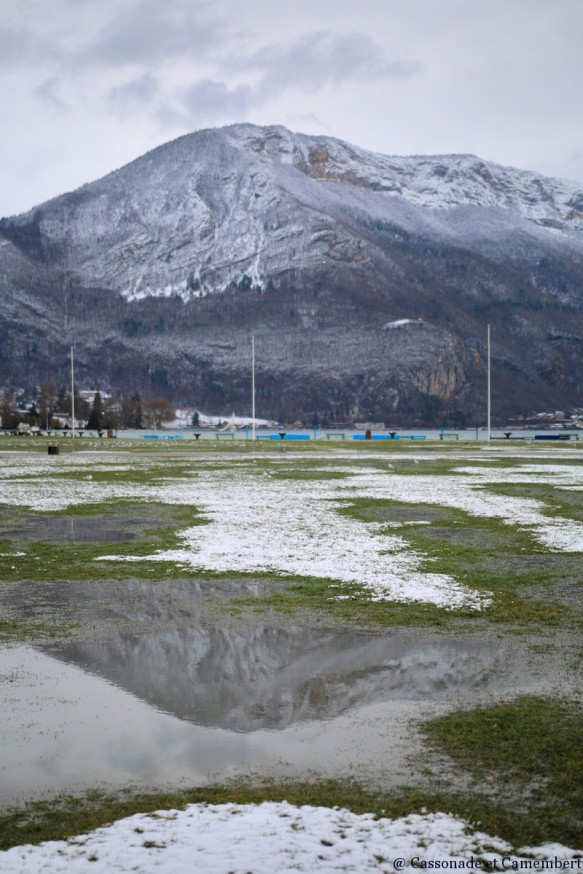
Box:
0, 576, 521, 807
0, 646, 254, 806
1, 628, 519, 808
3, 578, 272, 623
52, 627, 504, 731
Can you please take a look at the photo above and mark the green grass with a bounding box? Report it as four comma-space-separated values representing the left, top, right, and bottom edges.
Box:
422, 695, 583, 848
0, 501, 209, 587
0, 435, 493, 458
335, 497, 578, 626
0, 776, 570, 853
230, 574, 569, 629
43, 463, 200, 486
228, 577, 468, 628
0, 617, 78, 643
270, 469, 352, 480
1, 542, 179, 583
484, 482, 583, 523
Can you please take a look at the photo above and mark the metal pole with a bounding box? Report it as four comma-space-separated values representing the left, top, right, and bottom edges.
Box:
251, 334, 255, 443
487, 324, 491, 443
70, 345, 75, 440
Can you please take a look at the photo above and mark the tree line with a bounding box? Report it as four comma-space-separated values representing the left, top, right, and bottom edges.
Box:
0, 382, 175, 431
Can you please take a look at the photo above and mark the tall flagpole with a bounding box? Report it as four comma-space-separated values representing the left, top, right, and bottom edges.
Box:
251, 334, 255, 442
70, 345, 76, 440
487, 324, 491, 443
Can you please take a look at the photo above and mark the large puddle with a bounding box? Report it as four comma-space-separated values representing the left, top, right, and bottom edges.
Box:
52, 626, 505, 730
0, 622, 532, 808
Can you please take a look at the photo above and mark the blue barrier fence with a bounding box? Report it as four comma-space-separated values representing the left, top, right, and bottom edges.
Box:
352, 434, 426, 441
256, 434, 310, 441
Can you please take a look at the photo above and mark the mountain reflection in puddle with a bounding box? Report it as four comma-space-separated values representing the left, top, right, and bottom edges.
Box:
51, 627, 504, 732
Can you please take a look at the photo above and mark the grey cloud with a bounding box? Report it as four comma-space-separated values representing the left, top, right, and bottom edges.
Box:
109, 72, 160, 112
78, 0, 224, 67
236, 31, 421, 98
158, 79, 253, 128
33, 77, 68, 112
154, 29, 419, 131
0, 24, 54, 67
183, 80, 253, 118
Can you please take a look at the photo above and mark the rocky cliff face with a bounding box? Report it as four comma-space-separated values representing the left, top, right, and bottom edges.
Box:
1, 123, 583, 423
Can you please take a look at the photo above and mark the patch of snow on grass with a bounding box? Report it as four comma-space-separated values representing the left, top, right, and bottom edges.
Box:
3, 453, 583, 608
104, 470, 487, 610
1, 801, 579, 873
341, 468, 583, 553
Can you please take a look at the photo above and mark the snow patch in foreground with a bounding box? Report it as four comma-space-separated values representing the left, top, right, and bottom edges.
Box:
1, 802, 579, 873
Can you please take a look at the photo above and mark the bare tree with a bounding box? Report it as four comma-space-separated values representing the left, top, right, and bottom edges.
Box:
143, 396, 175, 429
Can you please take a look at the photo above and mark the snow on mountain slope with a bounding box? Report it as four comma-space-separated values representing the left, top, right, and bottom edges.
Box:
4, 124, 582, 303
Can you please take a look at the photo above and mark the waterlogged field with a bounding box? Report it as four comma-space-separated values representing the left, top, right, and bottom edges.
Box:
0, 438, 581, 866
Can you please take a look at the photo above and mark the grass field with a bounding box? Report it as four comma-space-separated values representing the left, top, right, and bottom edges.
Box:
0, 437, 581, 854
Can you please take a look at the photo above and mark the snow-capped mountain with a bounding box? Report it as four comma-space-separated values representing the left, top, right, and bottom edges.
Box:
1, 124, 583, 421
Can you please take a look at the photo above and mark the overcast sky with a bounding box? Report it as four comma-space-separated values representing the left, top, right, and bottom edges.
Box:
1, 0, 582, 216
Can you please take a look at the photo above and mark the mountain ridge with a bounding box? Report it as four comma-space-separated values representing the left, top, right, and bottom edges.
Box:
1, 123, 583, 423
